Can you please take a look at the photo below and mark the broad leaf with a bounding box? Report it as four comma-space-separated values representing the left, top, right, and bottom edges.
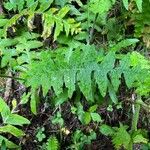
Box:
135, 0, 143, 12
0, 125, 25, 137
91, 113, 102, 122
0, 135, 18, 149
83, 112, 91, 125
4, 114, 30, 126
100, 124, 115, 136
122, 0, 128, 10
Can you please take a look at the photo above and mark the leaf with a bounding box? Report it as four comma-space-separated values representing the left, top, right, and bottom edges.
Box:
26, 0, 35, 8
122, 0, 128, 10
78, 68, 93, 102
30, 90, 38, 115
89, 105, 98, 113
42, 7, 81, 39
22, 43, 150, 114
0, 39, 18, 49
17, 54, 29, 65
95, 71, 108, 97
108, 81, 118, 104
54, 19, 63, 41
1, 48, 17, 68
135, 0, 143, 12
89, 0, 114, 14
0, 19, 8, 27
110, 39, 139, 52
20, 92, 31, 105
46, 136, 59, 150
4, 2, 15, 11
11, 99, 17, 111
91, 113, 102, 122
57, 6, 70, 18
0, 97, 10, 114
4, 114, 30, 126
133, 134, 148, 144
16, 40, 43, 51
100, 124, 115, 136
2, 10, 27, 37
95, 52, 115, 97
112, 124, 131, 149
1, 140, 6, 150
42, 13, 54, 39
28, 1, 38, 11
74, 32, 88, 40
51, 72, 64, 96
0, 125, 25, 137
83, 112, 91, 125
17, 0, 25, 12
55, 89, 68, 106
64, 69, 76, 98
110, 69, 121, 91
0, 135, 18, 149
0, 98, 11, 121
64, 21, 70, 36
38, 0, 54, 12
130, 51, 149, 69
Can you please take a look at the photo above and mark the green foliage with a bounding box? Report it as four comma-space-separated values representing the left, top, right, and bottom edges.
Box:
100, 124, 115, 136
123, 0, 143, 11
42, 6, 81, 40
0, 0, 150, 149
51, 112, 64, 127
132, 0, 150, 47
112, 124, 131, 150
0, 135, 18, 149
21, 41, 150, 113
36, 127, 46, 142
89, 0, 115, 14
46, 136, 59, 150
71, 103, 102, 124
4, 0, 54, 12
70, 129, 96, 150
122, 0, 129, 10
0, 2, 81, 40
135, 0, 143, 12
0, 30, 42, 70
0, 97, 30, 148
100, 123, 149, 150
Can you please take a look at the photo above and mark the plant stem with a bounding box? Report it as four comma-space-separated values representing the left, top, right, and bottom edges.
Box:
131, 95, 141, 132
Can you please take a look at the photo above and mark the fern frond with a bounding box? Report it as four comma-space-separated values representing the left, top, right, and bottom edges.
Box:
46, 136, 59, 150
20, 41, 150, 114
41, 6, 81, 40
112, 124, 131, 150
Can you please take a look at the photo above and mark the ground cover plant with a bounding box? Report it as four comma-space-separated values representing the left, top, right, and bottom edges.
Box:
0, 0, 150, 149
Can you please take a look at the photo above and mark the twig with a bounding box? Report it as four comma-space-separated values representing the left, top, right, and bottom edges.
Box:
131, 95, 141, 132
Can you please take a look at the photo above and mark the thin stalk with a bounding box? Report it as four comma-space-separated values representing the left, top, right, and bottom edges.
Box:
131, 95, 141, 132
128, 95, 141, 150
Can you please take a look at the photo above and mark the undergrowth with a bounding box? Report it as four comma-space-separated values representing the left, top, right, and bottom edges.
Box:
0, 0, 150, 149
